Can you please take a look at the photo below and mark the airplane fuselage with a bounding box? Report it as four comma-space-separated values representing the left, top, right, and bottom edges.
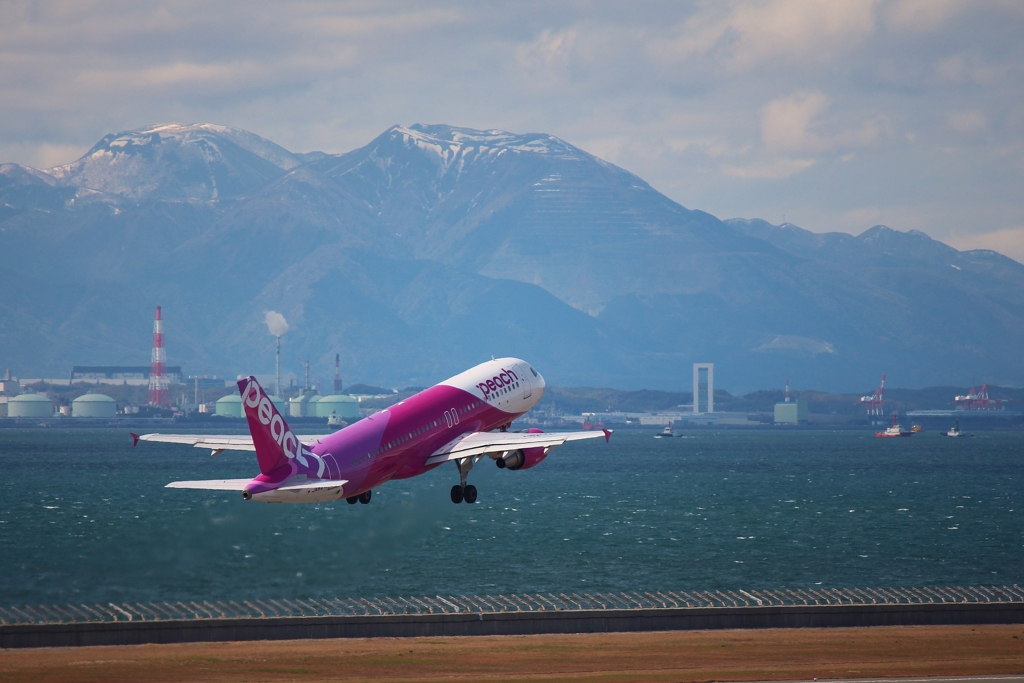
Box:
245, 358, 546, 500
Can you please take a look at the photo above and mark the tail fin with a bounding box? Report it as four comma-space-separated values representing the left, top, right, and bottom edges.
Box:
238, 376, 321, 477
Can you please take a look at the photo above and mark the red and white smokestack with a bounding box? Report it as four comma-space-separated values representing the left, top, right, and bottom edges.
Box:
785, 379, 790, 403
333, 353, 342, 393
148, 306, 169, 405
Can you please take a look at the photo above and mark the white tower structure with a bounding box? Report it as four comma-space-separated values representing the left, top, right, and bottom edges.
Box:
275, 336, 282, 397
693, 363, 714, 414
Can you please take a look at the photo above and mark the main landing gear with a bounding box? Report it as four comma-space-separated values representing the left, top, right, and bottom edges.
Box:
450, 483, 477, 504
450, 457, 478, 504
346, 490, 372, 505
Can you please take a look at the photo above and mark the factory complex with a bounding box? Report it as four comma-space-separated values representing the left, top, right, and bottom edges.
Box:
2, 311, 1020, 430
0, 308, 373, 425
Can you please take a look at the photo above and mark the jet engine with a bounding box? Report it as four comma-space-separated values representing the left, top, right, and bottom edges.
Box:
495, 429, 549, 470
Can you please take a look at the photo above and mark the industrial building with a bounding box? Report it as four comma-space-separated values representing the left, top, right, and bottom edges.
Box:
774, 400, 808, 424
71, 365, 183, 384
774, 380, 809, 424
0, 369, 18, 394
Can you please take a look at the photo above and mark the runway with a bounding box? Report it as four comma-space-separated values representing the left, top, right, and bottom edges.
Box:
762, 678, 1024, 683
1, 624, 1023, 683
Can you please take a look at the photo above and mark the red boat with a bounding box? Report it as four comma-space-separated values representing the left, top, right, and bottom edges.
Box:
875, 414, 912, 437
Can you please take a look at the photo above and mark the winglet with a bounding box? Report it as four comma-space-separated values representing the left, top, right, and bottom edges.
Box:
131, 432, 140, 447
602, 429, 612, 443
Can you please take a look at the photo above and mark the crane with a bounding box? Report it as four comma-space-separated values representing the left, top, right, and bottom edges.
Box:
858, 374, 885, 416
951, 384, 1018, 411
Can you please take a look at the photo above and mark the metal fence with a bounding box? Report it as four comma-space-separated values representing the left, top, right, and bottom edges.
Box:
2, 585, 1021, 626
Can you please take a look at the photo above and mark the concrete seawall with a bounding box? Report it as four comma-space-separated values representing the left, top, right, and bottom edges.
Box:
4, 601, 1023, 649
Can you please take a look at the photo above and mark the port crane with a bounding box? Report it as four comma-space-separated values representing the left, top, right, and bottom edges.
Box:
951, 384, 1018, 411
858, 374, 885, 416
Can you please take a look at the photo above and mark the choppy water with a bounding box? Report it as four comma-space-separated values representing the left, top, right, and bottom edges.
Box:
1, 428, 1021, 606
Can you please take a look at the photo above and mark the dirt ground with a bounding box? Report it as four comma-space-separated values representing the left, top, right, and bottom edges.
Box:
1, 625, 1023, 683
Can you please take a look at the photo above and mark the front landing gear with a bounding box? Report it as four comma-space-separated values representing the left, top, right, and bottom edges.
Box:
450, 457, 478, 504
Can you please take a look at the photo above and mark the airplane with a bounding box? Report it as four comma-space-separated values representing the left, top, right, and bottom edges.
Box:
133, 358, 611, 504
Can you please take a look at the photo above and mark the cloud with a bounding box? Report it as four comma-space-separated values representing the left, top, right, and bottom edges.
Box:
515, 29, 578, 90
722, 158, 816, 179
761, 92, 831, 153
656, 0, 879, 72
946, 110, 988, 134
884, 0, 965, 33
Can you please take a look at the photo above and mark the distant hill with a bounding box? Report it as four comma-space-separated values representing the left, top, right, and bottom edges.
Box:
1, 123, 1022, 392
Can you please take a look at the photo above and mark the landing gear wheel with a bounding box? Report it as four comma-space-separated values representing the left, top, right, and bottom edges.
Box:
346, 495, 358, 504
450, 484, 464, 504
358, 490, 372, 504
463, 484, 478, 504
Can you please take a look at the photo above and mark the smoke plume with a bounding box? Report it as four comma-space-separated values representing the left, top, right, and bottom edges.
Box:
264, 310, 289, 337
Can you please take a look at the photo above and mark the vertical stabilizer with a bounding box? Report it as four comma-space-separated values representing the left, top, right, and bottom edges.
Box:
238, 376, 324, 478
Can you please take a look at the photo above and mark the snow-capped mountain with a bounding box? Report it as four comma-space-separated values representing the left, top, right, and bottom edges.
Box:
45, 123, 306, 202
1, 123, 1023, 391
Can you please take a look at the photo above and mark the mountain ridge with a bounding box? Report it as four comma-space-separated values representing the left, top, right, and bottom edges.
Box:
1, 122, 1021, 392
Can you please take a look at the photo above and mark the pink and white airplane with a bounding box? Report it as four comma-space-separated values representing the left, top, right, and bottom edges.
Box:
135, 358, 610, 504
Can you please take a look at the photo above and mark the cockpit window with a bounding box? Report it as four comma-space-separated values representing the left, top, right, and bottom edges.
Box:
530, 366, 538, 377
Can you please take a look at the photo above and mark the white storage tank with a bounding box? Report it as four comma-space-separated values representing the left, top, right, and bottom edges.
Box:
8, 392, 54, 418
289, 392, 320, 418
315, 394, 359, 420
72, 392, 117, 418
215, 394, 243, 418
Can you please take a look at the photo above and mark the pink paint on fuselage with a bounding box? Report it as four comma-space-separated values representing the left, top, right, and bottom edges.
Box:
305, 384, 524, 498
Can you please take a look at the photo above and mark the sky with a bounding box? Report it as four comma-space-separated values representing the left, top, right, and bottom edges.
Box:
2, 0, 1023, 261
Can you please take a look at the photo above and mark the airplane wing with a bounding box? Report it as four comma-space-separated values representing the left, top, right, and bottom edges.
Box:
166, 478, 347, 491
134, 433, 330, 454
425, 429, 611, 465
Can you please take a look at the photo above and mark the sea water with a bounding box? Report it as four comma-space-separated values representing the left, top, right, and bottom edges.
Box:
0, 428, 1021, 606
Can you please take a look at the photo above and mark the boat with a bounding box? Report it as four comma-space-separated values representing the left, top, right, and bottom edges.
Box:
327, 411, 346, 428
911, 424, 923, 433
654, 422, 674, 438
875, 414, 912, 437
582, 413, 605, 431
941, 420, 970, 437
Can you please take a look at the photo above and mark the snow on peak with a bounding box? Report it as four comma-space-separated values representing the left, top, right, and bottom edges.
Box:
48, 123, 301, 178
41, 123, 304, 202
387, 124, 584, 163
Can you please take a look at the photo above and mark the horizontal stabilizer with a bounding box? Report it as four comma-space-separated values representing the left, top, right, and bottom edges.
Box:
166, 479, 252, 490
165, 478, 348, 492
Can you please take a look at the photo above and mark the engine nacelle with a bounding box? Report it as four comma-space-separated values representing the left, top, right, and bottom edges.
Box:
496, 429, 549, 470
